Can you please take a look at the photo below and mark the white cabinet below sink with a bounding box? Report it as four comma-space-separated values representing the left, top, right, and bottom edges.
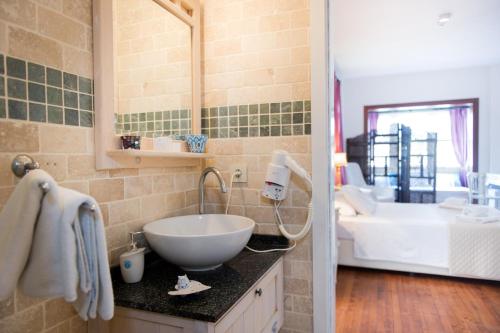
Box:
90, 258, 284, 333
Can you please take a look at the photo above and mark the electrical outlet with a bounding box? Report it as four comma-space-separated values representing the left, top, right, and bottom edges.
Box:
230, 164, 247, 183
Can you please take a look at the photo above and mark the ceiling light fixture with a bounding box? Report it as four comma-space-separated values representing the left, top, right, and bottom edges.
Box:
437, 12, 452, 26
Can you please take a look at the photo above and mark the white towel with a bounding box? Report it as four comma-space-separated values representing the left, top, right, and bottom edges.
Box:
438, 197, 468, 210
0, 170, 114, 320
457, 205, 500, 223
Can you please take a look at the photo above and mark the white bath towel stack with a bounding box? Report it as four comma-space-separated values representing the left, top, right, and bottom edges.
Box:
456, 205, 500, 224
0, 170, 113, 320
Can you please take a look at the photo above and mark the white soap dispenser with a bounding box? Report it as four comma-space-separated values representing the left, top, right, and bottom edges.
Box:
120, 232, 145, 283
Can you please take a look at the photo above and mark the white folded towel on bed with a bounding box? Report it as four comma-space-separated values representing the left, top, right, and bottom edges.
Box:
0, 170, 113, 320
456, 205, 500, 224
438, 197, 468, 210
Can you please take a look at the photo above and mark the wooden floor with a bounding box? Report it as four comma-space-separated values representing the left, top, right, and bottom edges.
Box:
336, 266, 500, 333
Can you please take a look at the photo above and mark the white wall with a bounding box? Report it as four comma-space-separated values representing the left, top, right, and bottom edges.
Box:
341, 66, 500, 172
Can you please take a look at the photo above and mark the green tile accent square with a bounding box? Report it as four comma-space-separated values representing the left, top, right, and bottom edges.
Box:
0, 55, 3, 75
249, 127, 259, 137
147, 112, 154, 121
271, 114, 280, 125
78, 77, 92, 94
293, 124, 304, 135
147, 121, 154, 130
281, 102, 291, 113
46, 68, 62, 87
281, 125, 292, 136
249, 115, 258, 126
180, 109, 189, 118
238, 115, 248, 126
249, 104, 258, 114
63, 72, 78, 90
172, 110, 179, 119
259, 126, 270, 136
138, 122, 146, 131
47, 87, 62, 105
0, 76, 4, 96
305, 124, 311, 135
239, 127, 248, 137
28, 82, 45, 103
79, 93, 92, 111
155, 111, 163, 120
201, 118, 208, 128
209, 128, 218, 138
259, 114, 269, 125
131, 123, 138, 131
229, 105, 238, 116
181, 119, 190, 129
8, 100, 27, 120
271, 126, 281, 136
201, 108, 208, 117
270, 103, 280, 113
171, 120, 179, 130
139, 112, 146, 121
64, 108, 79, 126
209, 107, 218, 117
281, 113, 291, 125
163, 121, 171, 130
202, 128, 209, 135
131, 113, 138, 122
155, 121, 162, 130
209, 118, 218, 128
47, 106, 63, 124
304, 100, 311, 111
7, 78, 26, 99
219, 128, 229, 138
293, 112, 303, 124
229, 128, 239, 138
64, 90, 78, 108
124, 123, 130, 131
6, 57, 26, 79
293, 101, 304, 112
259, 103, 269, 114
163, 111, 171, 120
28, 63, 45, 83
29, 102, 46, 122
0, 98, 5, 118
219, 106, 228, 116
238, 105, 248, 115
80, 111, 93, 127
304, 112, 311, 123
219, 116, 228, 127
229, 116, 238, 127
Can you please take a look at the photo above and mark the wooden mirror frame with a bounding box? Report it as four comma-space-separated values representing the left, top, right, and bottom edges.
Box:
93, 0, 201, 169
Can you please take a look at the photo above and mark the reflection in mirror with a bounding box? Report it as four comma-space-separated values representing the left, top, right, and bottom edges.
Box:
115, 0, 192, 138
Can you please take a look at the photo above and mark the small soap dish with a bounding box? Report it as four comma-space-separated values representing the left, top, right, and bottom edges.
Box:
168, 280, 211, 296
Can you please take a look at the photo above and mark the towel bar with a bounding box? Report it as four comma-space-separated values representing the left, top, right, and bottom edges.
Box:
38, 182, 96, 212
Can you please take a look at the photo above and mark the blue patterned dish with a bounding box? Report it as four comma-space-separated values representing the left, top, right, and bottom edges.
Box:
185, 134, 208, 153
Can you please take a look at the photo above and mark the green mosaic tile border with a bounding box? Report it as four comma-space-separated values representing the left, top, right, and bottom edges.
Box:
115, 109, 192, 138
201, 101, 311, 138
0, 53, 94, 127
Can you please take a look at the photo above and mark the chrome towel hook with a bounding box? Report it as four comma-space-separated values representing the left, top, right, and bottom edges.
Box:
11, 154, 40, 178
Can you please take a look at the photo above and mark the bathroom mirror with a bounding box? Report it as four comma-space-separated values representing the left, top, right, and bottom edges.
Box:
93, 0, 201, 169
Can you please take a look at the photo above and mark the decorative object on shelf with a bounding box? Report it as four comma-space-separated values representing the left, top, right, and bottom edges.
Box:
168, 275, 211, 296
185, 134, 208, 153
154, 136, 188, 152
121, 136, 141, 150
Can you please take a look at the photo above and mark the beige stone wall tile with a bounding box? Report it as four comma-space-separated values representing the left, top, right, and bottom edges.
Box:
32, 154, 68, 181
109, 198, 141, 225
0, 155, 14, 186
0, 186, 14, 209
44, 299, 76, 328
140, 194, 167, 220
109, 169, 138, 178
0, 122, 39, 153
33, 0, 63, 11
99, 203, 109, 226
165, 192, 186, 212
124, 176, 152, 198
0, 304, 44, 333
174, 173, 195, 191
63, 46, 93, 77
283, 312, 313, 332
62, 0, 92, 26
37, 7, 86, 48
69, 315, 87, 333
284, 278, 309, 296
0, 22, 6, 53
89, 178, 124, 202
45, 320, 70, 333
0, 296, 14, 319
59, 180, 89, 194
67, 155, 96, 179
40, 125, 87, 153
152, 174, 175, 193
0, 0, 36, 30
105, 223, 128, 250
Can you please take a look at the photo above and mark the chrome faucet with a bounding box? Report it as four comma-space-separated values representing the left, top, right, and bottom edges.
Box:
199, 167, 227, 214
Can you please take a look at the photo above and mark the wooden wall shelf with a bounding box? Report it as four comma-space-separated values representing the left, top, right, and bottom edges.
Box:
106, 150, 212, 168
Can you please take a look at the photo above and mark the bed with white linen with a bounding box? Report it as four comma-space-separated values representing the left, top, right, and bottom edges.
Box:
336, 187, 500, 281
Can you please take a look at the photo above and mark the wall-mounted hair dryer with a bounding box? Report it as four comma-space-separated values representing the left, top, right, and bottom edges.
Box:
261, 150, 313, 241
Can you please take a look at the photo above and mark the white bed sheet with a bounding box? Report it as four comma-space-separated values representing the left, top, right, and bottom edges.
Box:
337, 203, 457, 268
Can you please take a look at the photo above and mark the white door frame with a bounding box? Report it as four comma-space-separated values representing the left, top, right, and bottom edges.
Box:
310, 0, 336, 332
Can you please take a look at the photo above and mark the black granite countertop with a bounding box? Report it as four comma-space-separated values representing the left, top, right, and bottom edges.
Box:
111, 234, 288, 322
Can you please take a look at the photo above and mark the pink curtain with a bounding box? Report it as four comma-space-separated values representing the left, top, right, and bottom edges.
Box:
367, 112, 379, 132
334, 74, 345, 184
450, 107, 469, 186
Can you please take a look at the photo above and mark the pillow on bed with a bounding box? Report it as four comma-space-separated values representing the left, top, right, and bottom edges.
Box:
334, 193, 357, 216
341, 185, 377, 215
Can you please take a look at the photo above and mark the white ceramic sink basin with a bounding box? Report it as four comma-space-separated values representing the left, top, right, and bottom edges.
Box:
143, 214, 255, 271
